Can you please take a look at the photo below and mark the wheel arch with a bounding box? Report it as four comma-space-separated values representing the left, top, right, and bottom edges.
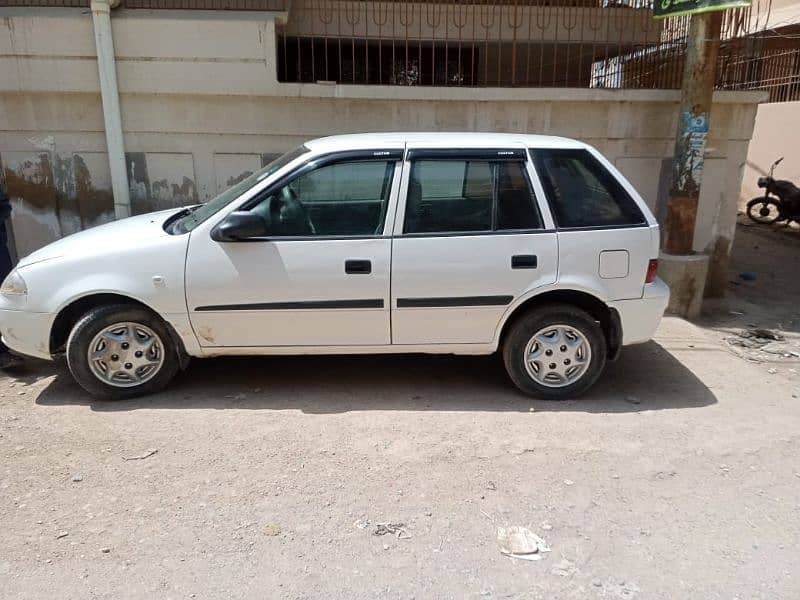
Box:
49, 292, 189, 366
497, 288, 622, 361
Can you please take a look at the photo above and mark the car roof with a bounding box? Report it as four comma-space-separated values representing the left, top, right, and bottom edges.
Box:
304, 132, 587, 153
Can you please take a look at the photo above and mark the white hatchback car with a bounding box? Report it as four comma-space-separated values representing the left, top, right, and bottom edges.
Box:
0, 133, 668, 400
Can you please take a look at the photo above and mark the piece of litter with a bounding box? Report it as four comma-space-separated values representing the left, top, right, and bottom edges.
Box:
56, 531, 68, 539
373, 522, 410, 538
486, 481, 497, 491
741, 328, 784, 342
263, 524, 281, 536
624, 395, 641, 405
353, 518, 370, 529
563, 479, 574, 486
496, 526, 551, 561
122, 449, 158, 461
71, 474, 83, 482
767, 368, 777, 374
540, 521, 553, 531
100, 547, 110, 554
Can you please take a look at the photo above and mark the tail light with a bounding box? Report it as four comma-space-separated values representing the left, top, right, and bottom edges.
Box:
645, 259, 658, 284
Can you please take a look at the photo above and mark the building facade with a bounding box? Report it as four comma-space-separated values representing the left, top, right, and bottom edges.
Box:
0, 0, 774, 294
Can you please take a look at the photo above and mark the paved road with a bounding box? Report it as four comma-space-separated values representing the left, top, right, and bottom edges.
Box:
1, 316, 798, 599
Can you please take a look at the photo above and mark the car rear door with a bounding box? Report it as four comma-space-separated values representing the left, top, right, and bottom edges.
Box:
390, 147, 558, 345
529, 146, 656, 301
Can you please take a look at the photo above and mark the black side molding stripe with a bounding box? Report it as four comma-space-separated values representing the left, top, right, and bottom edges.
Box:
195, 299, 384, 311
397, 296, 513, 308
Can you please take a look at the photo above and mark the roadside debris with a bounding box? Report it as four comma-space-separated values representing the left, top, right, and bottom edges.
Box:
728, 328, 785, 349
354, 519, 412, 539
726, 328, 800, 361
496, 526, 551, 561
122, 449, 158, 461
745, 328, 785, 341
100, 547, 111, 554
373, 522, 411, 539
624, 395, 641, 405
71, 474, 83, 482
56, 531, 68, 539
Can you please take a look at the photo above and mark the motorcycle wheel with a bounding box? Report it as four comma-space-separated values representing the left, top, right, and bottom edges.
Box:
746, 197, 783, 224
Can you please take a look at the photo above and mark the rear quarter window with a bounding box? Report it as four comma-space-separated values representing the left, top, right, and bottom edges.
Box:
531, 148, 645, 229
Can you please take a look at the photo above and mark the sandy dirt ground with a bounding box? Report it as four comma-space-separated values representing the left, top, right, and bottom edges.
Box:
2, 222, 799, 600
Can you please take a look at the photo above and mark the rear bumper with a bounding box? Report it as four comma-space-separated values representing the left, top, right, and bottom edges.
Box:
0, 309, 54, 360
608, 278, 670, 346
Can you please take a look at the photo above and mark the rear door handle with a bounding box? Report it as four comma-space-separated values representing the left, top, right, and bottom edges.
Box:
345, 259, 372, 274
511, 255, 538, 269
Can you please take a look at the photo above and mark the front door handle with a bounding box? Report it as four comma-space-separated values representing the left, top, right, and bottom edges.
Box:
511, 255, 538, 269
345, 259, 372, 274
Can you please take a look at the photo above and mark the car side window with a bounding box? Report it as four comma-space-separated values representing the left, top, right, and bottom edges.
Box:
249, 160, 395, 237
531, 149, 645, 229
404, 159, 541, 234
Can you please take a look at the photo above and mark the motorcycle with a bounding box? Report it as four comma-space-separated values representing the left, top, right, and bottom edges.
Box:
746, 157, 800, 226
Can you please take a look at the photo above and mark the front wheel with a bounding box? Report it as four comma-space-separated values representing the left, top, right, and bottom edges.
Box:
66, 304, 180, 400
502, 304, 607, 400
746, 197, 783, 225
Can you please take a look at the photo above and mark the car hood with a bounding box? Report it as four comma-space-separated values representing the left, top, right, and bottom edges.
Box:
17, 207, 186, 268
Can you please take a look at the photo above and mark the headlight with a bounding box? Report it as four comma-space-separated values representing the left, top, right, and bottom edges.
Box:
0, 270, 27, 296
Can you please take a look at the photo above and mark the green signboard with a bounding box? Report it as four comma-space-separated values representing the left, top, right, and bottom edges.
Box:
653, 0, 751, 19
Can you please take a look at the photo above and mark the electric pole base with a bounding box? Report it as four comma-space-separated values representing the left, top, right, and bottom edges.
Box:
659, 252, 710, 319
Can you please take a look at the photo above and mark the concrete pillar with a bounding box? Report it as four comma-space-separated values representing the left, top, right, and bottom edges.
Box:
90, 0, 131, 219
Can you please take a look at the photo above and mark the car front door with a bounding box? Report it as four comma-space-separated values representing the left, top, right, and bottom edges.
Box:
185, 150, 402, 348
390, 148, 558, 345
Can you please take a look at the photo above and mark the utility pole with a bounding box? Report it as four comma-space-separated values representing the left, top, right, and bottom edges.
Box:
658, 9, 724, 318
663, 11, 723, 255
91, 0, 131, 220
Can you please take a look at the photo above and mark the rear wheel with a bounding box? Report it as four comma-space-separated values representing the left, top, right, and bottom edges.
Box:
502, 304, 607, 400
66, 304, 180, 400
746, 197, 783, 225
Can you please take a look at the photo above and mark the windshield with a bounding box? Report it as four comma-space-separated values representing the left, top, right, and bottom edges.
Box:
167, 145, 310, 234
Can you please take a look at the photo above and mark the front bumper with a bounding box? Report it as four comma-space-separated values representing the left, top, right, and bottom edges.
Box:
0, 309, 54, 360
608, 278, 670, 346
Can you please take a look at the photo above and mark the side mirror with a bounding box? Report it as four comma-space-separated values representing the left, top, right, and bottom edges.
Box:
211, 211, 268, 242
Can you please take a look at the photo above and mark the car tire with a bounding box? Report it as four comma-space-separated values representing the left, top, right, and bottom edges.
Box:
502, 303, 607, 400
66, 304, 180, 400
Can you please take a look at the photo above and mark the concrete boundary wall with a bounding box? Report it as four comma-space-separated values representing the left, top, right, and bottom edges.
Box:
0, 7, 766, 294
